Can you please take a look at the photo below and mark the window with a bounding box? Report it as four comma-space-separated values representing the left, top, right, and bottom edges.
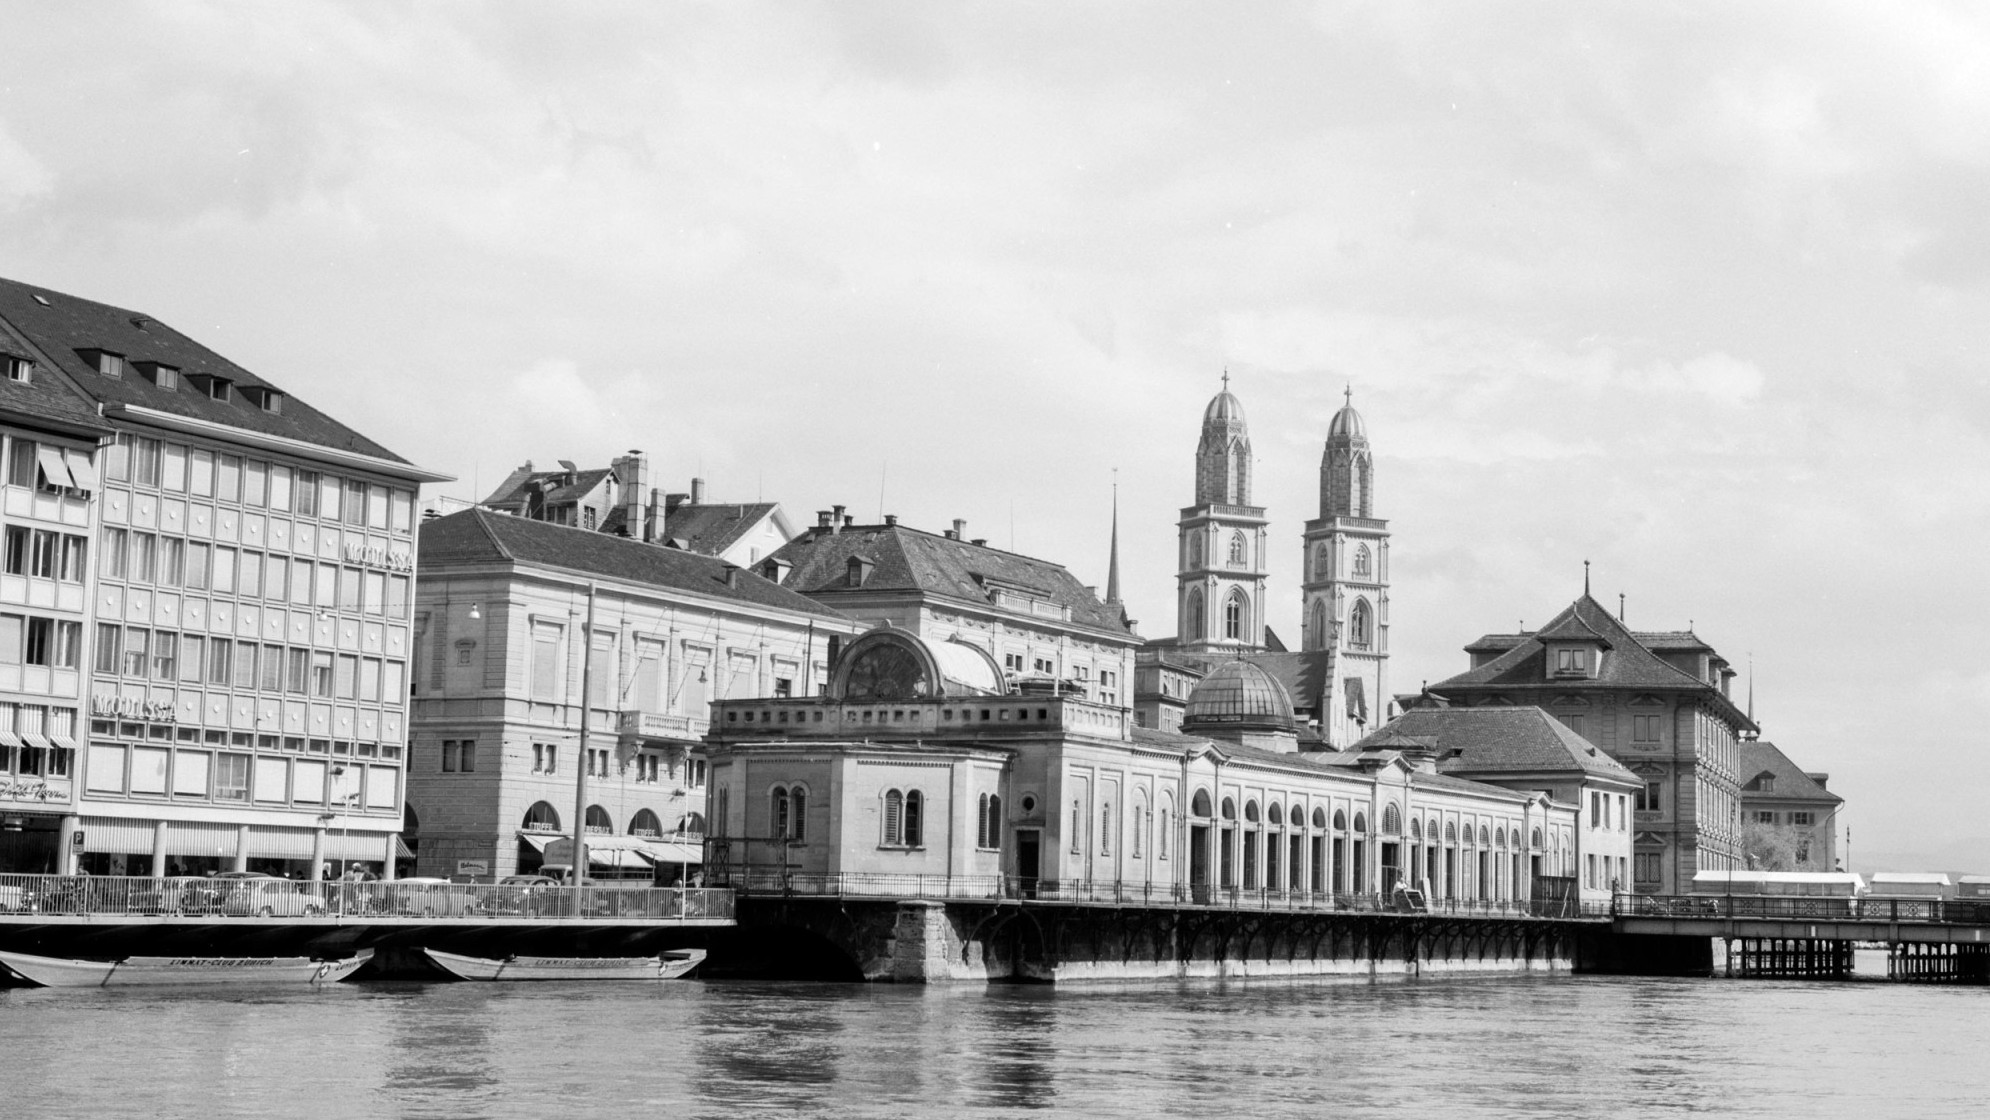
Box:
310, 651, 333, 697
157, 538, 181, 586
337, 567, 360, 611
1188, 533, 1204, 567
1101, 803, 1113, 856
53, 621, 79, 669
532, 742, 558, 774
244, 460, 268, 507
631, 808, 663, 837
229, 641, 256, 689
215, 754, 250, 801
133, 438, 160, 487
1637, 781, 1662, 813
294, 469, 318, 516
1224, 591, 1245, 641
189, 448, 214, 496
1227, 531, 1247, 567
1635, 851, 1662, 884
4, 439, 32, 488
212, 547, 236, 594
99, 528, 127, 579
2, 526, 24, 574
977, 793, 1003, 850
124, 626, 151, 678
531, 623, 562, 700
3, 356, 30, 383
215, 454, 241, 503
260, 644, 284, 691
523, 801, 560, 832
1033, 656, 1054, 674
1791, 811, 1815, 827
237, 549, 261, 598
1353, 543, 1371, 576
1632, 713, 1661, 742
28, 530, 57, 579
1755, 811, 1777, 824
1349, 599, 1373, 651
1003, 652, 1024, 672
584, 804, 611, 833
1186, 588, 1205, 640
335, 654, 357, 699
1590, 792, 1601, 828
161, 444, 187, 490
442, 739, 477, 772
94, 623, 120, 673
343, 479, 367, 526
185, 543, 210, 590
883, 789, 922, 846
1556, 648, 1588, 673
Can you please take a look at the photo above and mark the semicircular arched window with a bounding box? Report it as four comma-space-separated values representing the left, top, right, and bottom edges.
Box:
842, 641, 930, 702
1267, 803, 1284, 827
1495, 827, 1506, 848
1445, 823, 1457, 844
1479, 826, 1491, 847
1531, 828, 1544, 850
630, 808, 662, 837
1192, 789, 1213, 818
1312, 807, 1328, 830
1381, 804, 1401, 835
523, 801, 561, 833
1410, 819, 1422, 842
585, 804, 613, 834
680, 812, 706, 834
1220, 796, 1237, 822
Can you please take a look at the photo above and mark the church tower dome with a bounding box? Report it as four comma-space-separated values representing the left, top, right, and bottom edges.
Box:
1176, 373, 1268, 654
1300, 386, 1391, 749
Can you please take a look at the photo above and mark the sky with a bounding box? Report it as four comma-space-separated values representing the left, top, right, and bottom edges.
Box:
2, 2, 1985, 869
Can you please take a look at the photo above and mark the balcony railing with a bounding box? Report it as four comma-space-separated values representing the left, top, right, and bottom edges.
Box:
0, 874, 734, 923
617, 709, 699, 740
1615, 894, 1990, 925
703, 867, 1605, 919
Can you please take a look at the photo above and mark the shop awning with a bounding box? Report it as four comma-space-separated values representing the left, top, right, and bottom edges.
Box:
516, 831, 562, 853
539, 834, 702, 867
0, 729, 22, 748
19, 733, 52, 750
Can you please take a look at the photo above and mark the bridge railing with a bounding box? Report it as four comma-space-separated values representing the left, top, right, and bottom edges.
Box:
0, 873, 734, 922
712, 869, 1605, 919
1613, 894, 1990, 925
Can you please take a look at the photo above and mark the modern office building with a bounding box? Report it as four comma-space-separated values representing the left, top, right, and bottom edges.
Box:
0, 277, 446, 878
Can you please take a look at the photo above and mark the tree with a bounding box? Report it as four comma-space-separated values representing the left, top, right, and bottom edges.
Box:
1740, 821, 1824, 872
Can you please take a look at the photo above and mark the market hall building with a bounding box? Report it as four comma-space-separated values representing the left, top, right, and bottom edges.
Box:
703, 627, 1579, 907
0, 277, 448, 878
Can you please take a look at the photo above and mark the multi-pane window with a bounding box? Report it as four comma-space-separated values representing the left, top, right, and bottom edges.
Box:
441, 739, 477, 773
215, 754, 250, 801
1632, 714, 1661, 742
123, 626, 150, 678
94, 624, 120, 673
99, 528, 127, 579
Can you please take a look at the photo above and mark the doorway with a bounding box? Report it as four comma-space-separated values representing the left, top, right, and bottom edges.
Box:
1190, 824, 1211, 904
1017, 829, 1040, 899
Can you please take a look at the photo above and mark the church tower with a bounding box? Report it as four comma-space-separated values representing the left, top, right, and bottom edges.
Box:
1301, 389, 1390, 747
1177, 377, 1268, 653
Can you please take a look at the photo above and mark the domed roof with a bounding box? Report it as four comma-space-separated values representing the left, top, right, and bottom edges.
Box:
1327, 401, 1366, 441
1183, 659, 1295, 730
1204, 389, 1246, 426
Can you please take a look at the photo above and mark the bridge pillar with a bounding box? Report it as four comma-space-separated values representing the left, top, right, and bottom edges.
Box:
891, 900, 989, 983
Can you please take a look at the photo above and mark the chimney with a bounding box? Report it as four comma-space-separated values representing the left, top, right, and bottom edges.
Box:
690, 477, 706, 505
723, 565, 739, 588
832, 504, 846, 532
953, 518, 967, 539
817, 510, 833, 529
611, 450, 648, 539
883, 514, 897, 527
644, 487, 661, 543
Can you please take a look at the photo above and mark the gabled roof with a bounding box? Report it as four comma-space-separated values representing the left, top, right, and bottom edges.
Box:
0, 276, 408, 463
771, 523, 1134, 638
1245, 651, 1333, 711
1738, 740, 1842, 806
419, 507, 847, 620
1356, 706, 1640, 785
483, 468, 614, 512
660, 502, 782, 556
1535, 612, 1612, 646
1431, 594, 1754, 730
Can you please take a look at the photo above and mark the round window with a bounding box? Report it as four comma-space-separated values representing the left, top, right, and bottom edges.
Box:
1020, 794, 1038, 814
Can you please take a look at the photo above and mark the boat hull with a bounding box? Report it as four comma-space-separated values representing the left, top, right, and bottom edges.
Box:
423, 947, 704, 981
0, 949, 372, 988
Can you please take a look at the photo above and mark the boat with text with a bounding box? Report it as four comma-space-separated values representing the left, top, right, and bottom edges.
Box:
422, 946, 704, 981
0, 949, 372, 988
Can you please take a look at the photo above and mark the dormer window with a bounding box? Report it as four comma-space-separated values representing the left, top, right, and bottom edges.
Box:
240, 385, 284, 414
846, 555, 874, 587
134, 361, 178, 390
3, 356, 29, 383
187, 373, 233, 402
1556, 648, 1588, 674
80, 349, 125, 378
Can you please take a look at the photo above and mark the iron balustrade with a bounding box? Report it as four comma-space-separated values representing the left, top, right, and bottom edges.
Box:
1612, 894, 1990, 925
0, 873, 734, 922
705, 867, 1604, 918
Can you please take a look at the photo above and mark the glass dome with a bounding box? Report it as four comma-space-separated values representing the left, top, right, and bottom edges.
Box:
1182, 659, 1295, 730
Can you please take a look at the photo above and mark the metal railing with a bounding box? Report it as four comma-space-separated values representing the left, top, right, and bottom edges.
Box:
1615, 893, 1990, 925
707, 868, 1606, 919
0, 873, 734, 923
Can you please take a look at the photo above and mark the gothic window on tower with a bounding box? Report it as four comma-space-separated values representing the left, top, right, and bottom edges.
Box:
1224, 590, 1246, 641
1313, 543, 1330, 580
1353, 543, 1371, 577
1188, 534, 1204, 568
1309, 601, 1327, 649
1349, 599, 1372, 651
1186, 589, 1206, 640
1227, 532, 1247, 568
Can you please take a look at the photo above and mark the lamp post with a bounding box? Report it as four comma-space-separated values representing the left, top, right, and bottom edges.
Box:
570, 582, 600, 916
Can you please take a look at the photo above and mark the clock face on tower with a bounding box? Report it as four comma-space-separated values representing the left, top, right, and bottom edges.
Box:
842, 643, 929, 701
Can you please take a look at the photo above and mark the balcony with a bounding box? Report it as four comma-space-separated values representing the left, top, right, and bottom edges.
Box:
617, 709, 698, 742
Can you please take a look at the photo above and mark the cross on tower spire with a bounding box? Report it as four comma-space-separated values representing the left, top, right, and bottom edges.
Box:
1344, 384, 1352, 407
1221, 368, 1230, 391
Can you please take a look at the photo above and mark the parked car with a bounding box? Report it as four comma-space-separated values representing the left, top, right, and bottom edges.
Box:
490, 875, 561, 917
386, 877, 481, 917
218, 875, 326, 918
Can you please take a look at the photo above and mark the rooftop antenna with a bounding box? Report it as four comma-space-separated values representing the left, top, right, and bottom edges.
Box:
1009, 500, 1016, 551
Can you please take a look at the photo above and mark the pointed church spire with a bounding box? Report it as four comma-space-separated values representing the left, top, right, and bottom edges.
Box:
1105, 470, 1123, 607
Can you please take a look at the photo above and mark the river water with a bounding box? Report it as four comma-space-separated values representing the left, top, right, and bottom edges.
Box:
4, 966, 1987, 1119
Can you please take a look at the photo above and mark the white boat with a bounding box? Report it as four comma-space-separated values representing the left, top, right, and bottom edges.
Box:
0, 948, 372, 988
422, 946, 704, 981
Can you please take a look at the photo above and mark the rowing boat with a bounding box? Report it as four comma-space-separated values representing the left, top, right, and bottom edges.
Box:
0, 949, 372, 988
422, 947, 704, 981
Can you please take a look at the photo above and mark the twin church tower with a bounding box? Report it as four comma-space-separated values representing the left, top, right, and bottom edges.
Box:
1168, 377, 1390, 747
